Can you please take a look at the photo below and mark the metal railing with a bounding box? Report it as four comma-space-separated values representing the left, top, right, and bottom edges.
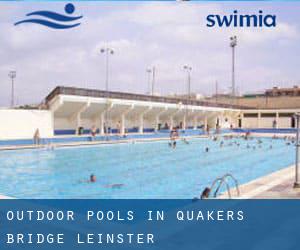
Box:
45, 86, 251, 109
209, 173, 240, 198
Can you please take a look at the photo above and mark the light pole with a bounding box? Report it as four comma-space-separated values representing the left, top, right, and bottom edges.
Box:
183, 65, 192, 102
100, 47, 114, 93
146, 66, 156, 95
230, 36, 237, 98
183, 65, 192, 130
100, 47, 114, 136
8, 71, 16, 108
215, 80, 218, 103
151, 66, 156, 96
294, 113, 300, 188
146, 68, 152, 95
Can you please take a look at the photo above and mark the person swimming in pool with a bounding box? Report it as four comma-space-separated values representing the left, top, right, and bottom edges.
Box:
79, 174, 96, 184
105, 184, 124, 189
205, 147, 209, 153
200, 187, 211, 199
90, 174, 96, 183
182, 138, 190, 144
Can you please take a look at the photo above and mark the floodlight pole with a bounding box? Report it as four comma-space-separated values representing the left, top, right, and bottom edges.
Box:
152, 66, 156, 96
230, 36, 237, 99
183, 65, 192, 100
146, 68, 152, 95
183, 65, 192, 129
8, 71, 16, 108
294, 113, 300, 188
215, 80, 218, 103
101, 47, 114, 93
100, 47, 114, 136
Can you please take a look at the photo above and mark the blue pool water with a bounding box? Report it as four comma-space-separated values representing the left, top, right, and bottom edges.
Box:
0, 137, 295, 199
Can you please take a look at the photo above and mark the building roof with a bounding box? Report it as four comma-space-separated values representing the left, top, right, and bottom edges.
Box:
45, 86, 251, 110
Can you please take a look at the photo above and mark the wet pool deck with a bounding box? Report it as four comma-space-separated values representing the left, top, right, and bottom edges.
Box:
220, 165, 300, 199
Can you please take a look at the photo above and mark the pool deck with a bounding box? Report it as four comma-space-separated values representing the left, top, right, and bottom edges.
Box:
219, 165, 300, 199
0, 131, 296, 151
0, 134, 212, 151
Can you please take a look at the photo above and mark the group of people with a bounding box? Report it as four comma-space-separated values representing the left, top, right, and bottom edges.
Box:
168, 128, 191, 148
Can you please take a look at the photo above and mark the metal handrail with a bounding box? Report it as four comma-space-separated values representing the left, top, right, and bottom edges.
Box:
210, 177, 232, 198
209, 173, 240, 198
222, 173, 240, 197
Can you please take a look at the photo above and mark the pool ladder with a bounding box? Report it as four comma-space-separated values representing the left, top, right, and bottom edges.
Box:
209, 173, 240, 198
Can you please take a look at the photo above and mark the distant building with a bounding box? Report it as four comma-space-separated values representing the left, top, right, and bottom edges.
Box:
265, 86, 300, 97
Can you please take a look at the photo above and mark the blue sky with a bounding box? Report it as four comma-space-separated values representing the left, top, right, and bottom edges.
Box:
0, 1, 300, 106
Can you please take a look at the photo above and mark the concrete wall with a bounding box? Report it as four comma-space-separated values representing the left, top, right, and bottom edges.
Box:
242, 117, 293, 128
0, 109, 53, 140
242, 118, 259, 128
278, 117, 291, 128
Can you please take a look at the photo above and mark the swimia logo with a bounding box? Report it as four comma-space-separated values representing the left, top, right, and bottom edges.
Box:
14, 3, 83, 29
206, 10, 276, 28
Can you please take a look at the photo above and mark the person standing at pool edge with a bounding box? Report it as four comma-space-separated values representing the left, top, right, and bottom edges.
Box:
33, 128, 40, 145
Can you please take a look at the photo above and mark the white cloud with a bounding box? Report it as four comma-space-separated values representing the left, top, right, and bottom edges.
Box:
0, 2, 300, 106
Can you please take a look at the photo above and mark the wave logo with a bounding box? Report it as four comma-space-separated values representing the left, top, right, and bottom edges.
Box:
14, 3, 82, 29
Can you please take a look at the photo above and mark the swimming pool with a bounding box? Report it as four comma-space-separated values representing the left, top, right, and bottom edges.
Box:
0, 136, 295, 199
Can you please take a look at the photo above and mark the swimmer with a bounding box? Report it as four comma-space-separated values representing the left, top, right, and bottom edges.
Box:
173, 141, 177, 149
106, 184, 124, 189
205, 147, 209, 153
90, 174, 96, 183
182, 138, 190, 145
200, 187, 211, 199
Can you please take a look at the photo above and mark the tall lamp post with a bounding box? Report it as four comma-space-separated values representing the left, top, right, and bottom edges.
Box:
294, 113, 300, 188
8, 71, 16, 108
146, 67, 156, 96
230, 36, 237, 98
183, 65, 192, 101
100, 47, 114, 93
183, 65, 192, 130
100, 47, 114, 136
146, 68, 152, 95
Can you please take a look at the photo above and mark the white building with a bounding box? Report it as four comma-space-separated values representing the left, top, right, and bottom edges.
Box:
0, 86, 299, 140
